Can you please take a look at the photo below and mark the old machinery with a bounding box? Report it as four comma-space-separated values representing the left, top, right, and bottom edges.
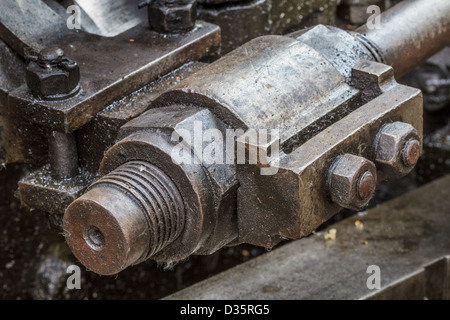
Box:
0, 0, 449, 299
60, 0, 450, 275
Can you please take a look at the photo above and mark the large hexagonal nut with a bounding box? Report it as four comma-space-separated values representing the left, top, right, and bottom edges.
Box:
374, 122, 422, 178
328, 154, 377, 211
116, 105, 238, 254
148, 0, 197, 33
25, 61, 80, 98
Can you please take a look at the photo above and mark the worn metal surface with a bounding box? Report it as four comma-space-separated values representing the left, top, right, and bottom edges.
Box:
6, 21, 220, 133
298, 25, 374, 83
64, 106, 238, 274
356, 0, 450, 78
152, 34, 362, 152
17, 62, 207, 224
63, 58, 422, 270
18, 165, 95, 218
235, 61, 422, 247
0, 39, 34, 165
165, 174, 450, 300
0, 0, 449, 298
61, 0, 450, 272
0, 184, 267, 299
112, 106, 239, 257
48, 131, 79, 179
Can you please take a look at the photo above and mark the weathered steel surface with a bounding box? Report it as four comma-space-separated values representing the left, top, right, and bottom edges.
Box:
235, 61, 422, 247
18, 165, 95, 217
0, 0, 69, 56
151, 35, 361, 152
61, 0, 450, 272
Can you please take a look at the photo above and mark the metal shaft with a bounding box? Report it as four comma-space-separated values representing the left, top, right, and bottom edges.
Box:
48, 131, 79, 179
356, 0, 450, 78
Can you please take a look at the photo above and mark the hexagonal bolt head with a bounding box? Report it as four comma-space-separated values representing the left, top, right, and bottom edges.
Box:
147, 0, 197, 33
25, 48, 80, 99
374, 122, 422, 178
328, 154, 377, 211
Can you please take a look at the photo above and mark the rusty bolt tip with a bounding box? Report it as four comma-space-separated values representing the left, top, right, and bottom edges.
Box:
63, 161, 185, 275
402, 139, 421, 167
357, 171, 376, 200
64, 192, 146, 276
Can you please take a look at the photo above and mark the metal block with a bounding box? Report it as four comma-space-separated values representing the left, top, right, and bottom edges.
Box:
18, 165, 95, 217
236, 61, 422, 247
8, 22, 220, 133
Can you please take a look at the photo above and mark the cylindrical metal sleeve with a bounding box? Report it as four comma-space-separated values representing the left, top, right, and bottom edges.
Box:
356, 0, 450, 78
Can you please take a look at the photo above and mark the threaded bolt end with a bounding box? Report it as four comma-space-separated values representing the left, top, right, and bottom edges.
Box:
63, 161, 185, 275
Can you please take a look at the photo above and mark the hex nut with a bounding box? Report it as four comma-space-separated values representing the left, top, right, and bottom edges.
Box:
148, 0, 197, 33
374, 122, 421, 178
25, 61, 80, 98
328, 154, 377, 210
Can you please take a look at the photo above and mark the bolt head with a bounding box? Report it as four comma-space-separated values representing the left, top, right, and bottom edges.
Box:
147, 0, 197, 33
329, 154, 377, 210
402, 139, 421, 167
375, 122, 421, 178
358, 171, 376, 200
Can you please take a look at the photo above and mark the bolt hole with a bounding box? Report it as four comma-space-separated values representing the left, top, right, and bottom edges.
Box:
84, 226, 105, 251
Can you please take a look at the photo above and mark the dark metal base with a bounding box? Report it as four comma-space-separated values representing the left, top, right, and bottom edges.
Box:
166, 175, 450, 300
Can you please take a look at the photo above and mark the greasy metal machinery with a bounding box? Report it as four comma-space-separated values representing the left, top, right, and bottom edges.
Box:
0, 0, 449, 292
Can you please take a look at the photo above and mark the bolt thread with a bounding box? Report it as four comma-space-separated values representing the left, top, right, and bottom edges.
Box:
89, 161, 185, 260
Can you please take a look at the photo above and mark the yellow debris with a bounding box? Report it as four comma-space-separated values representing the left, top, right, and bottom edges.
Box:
355, 220, 364, 230
324, 229, 337, 241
